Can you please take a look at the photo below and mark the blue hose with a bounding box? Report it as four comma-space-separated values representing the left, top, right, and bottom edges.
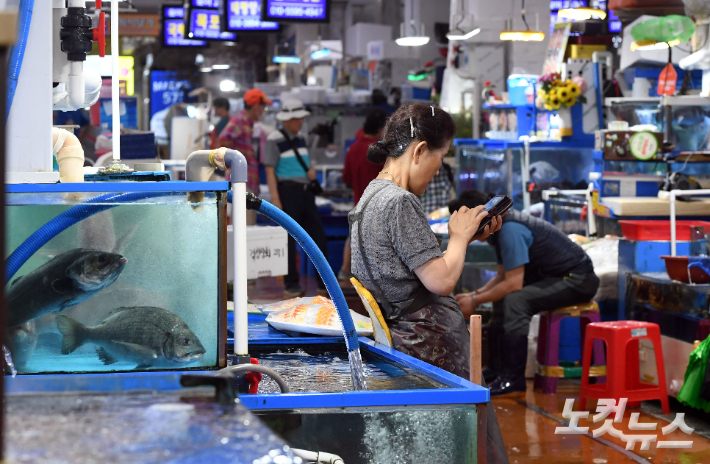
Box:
7, 0, 35, 121
5, 191, 168, 284
231, 191, 359, 352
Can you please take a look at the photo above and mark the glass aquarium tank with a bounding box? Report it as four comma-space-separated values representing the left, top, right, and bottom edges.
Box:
455, 140, 594, 209
607, 100, 710, 152
5, 182, 229, 375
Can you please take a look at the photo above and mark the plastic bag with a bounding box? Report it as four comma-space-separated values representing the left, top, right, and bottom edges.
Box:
677, 335, 710, 413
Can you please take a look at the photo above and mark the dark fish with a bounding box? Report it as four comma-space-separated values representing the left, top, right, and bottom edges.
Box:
7, 249, 127, 328
56, 307, 206, 368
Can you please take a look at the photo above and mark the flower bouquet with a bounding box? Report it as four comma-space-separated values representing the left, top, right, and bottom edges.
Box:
535, 73, 586, 111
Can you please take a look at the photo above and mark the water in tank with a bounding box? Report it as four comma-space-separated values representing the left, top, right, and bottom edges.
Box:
4, 185, 228, 375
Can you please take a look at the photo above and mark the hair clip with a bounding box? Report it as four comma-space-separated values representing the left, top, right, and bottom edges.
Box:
431, 105, 435, 116
410, 117, 415, 137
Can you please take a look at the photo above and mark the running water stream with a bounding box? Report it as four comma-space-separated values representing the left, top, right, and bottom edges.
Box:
3, 345, 17, 377
349, 348, 368, 391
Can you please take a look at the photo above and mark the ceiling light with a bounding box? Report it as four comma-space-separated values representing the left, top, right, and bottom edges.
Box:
446, 27, 481, 41
630, 39, 681, 51
500, 30, 545, 41
310, 48, 331, 60
557, 7, 607, 21
219, 79, 238, 92
212, 64, 230, 70
200, 67, 212, 72
273, 56, 301, 64
395, 36, 430, 47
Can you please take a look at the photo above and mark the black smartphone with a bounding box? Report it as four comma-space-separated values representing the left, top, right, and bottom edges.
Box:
475, 195, 513, 235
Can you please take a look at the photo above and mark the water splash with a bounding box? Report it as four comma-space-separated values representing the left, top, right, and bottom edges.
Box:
3, 345, 17, 377
348, 348, 368, 391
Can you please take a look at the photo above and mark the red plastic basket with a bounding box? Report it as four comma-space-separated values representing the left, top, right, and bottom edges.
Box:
618, 220, 710, 241
661, 256, 710, 284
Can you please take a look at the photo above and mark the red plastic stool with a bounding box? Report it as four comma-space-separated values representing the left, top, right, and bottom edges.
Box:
579, 321, 670, 414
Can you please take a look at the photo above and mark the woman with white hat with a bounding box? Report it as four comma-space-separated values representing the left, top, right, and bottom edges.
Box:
264, 99, 328, 297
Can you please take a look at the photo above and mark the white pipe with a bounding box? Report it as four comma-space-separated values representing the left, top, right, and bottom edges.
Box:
522, 137, 530, 212
68, 61, 85, 110
111, 0, 120, 161
669, 188, 710, 256
52, 127, 84, 183
586, 183, 596, 237
233, 182, 248, 356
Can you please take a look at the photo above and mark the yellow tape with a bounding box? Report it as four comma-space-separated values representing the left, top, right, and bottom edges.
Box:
209, 150, 216, 168
536, 363, 607, 377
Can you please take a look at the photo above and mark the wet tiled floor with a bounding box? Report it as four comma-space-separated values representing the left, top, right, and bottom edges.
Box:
250, 275, 710, 464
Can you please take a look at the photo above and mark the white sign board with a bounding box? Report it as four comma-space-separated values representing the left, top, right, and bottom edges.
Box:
227, 225, 288, 281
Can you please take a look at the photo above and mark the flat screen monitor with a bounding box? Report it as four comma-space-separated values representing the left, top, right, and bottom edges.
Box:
225, 0, 279, 31
188, 7, 238, 41
162, 6, 208, 47
261, 0, 330, 23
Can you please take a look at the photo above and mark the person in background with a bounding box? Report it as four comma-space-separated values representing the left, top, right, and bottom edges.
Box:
418, 161, 455, 216
452, 190, 599, 397
264, 99, 328, 298
218, 89, 272, 225
211, 97, 231, 145
338, 108, 389, 281
371, 88, 396, 115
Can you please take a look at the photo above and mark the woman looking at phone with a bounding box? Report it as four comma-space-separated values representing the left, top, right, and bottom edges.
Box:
349, 103, 508, 463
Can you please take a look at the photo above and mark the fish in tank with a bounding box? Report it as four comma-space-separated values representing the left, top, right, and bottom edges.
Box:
5, 188, 228, 374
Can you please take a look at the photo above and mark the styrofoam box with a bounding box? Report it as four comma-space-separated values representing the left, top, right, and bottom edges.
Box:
346, 23, 392, 57
227, 225, 288, 281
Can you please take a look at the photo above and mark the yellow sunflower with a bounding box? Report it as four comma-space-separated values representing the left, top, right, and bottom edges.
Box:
558, 88, 570, 100
569, 84, 580, 96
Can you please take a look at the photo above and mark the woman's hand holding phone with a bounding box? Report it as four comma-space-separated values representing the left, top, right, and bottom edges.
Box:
448, 205, 488, 244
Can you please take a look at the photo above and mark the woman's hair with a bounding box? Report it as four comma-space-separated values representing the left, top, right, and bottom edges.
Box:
448, 190, 495, 213
367, 102, 456, 164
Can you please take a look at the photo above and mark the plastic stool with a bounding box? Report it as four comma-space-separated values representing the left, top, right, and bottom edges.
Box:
580, 321, 670, 414
534, 302, 606, 394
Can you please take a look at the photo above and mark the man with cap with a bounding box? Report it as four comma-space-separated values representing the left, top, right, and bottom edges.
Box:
264, 99, 328, 297
218, 89, 272, 225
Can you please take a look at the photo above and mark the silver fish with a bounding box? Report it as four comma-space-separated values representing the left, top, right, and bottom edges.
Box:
7, 249, 127, 328
56, 307, 206, 368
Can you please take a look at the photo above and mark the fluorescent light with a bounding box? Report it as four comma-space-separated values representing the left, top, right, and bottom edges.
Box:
310, 48, 331, 60
273, 56, 301, 64
200, 67, 212, 73
219, 79, 238, 92
446, 27, 481, 41
212, 64, 230, 70
631, 39, 681, 51
500, 30, 545, 41
557, 7, 607, 21
396, 36, 430, 47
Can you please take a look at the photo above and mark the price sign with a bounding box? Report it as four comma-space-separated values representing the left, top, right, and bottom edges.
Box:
162, 6, 207, 47
226, 0, 279, 31
192, 0, 220, 8
189, 8, 237, 40
150, 71, 196, 118
262, 0, 329, 22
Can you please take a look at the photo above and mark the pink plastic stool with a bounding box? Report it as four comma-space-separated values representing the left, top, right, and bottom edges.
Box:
580, 321, 670, 414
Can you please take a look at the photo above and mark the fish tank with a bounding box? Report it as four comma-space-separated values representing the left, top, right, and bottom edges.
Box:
455, 140, 594, 209
607, 99, 710, 152
4, 182, 229, 375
